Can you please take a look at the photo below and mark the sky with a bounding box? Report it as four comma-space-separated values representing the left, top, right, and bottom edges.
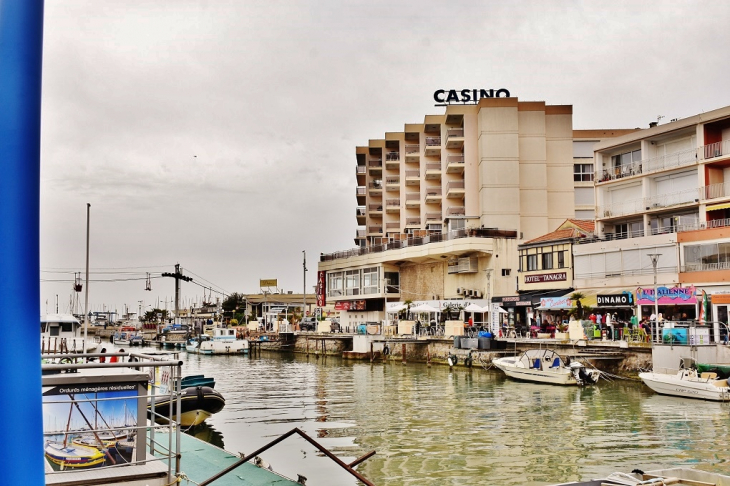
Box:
39, 0, 730, 316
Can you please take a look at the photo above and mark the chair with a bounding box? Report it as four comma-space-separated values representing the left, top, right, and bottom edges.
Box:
532, 358, 542, 370
550, 357, 561, 368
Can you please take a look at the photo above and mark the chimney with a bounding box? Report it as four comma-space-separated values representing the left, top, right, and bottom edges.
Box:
649, 121, 658, 128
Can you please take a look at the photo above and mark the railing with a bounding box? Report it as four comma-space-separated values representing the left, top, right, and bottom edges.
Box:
596, 147, 697, 183
356, 165, 366, 175
356, 186, 366, 196
356, 207, 366, 216
700, 181, 730, 200
425, 187, 442, 197
425, 136, 441, 146
385, 152, 400, 161
425, 162, 442, 171
406, 217, 421, 226
682, 261, 730, 272
368, 226, 383, 234
599, 187, 699, 218
385, 176, 400, 185
426, 212, 442, 221
368, 203, 383, 211
700, 140, 730, 160
368, 159, 382, 168
386, 198, 400, 207
405, 192, 420, 201
320, 227, 518, 261
446, 206, 465, 216
447, 128, 464, 138
368, 181, 382, 189
356, 228, 366, 237
386, 221, 401, 229
574, 264, 677, 279
405, 144, 420, 154
447, 155, 465, 164
405, 169, 420, 178
447, 180, 465, 191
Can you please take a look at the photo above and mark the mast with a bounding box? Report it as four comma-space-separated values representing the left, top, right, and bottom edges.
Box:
84, 203, 91, 346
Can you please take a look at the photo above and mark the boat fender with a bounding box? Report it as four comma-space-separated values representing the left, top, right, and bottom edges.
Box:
448, 354, 458, 367
383, 344, 390, 356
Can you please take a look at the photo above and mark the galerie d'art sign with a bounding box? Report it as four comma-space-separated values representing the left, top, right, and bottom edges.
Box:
434, 88, 511, 105
636, 286, 696, 305
524, 272, 567, 284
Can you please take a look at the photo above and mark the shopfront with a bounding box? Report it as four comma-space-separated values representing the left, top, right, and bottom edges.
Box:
492, 290, 568, 337
710, 293, 730, 342
636, 286, 697, 321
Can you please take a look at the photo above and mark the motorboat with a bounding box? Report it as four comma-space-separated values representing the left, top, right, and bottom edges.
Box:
148, 386, 225, 427
41, 314, 98, 353
639, 367, 730, 402
492, 348, 599, 386
181, 374, 216, 388
187, 327, 248, 355
112, 326, 139, 346
551, 467, 730, 485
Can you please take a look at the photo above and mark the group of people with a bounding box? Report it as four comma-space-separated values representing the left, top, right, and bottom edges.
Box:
98, 347, 125, 363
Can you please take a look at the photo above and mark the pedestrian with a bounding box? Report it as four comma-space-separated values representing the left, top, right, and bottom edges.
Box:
99, 347, 107, 363
589, 313, 597, 324
596, 313, 603, 326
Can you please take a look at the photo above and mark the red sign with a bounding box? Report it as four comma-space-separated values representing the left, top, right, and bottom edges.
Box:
524, 272, 567, 284
316, 271, 326, 307
334, 300, 366, 311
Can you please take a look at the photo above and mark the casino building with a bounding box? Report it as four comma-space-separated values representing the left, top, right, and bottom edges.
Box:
318, 95, 633, 331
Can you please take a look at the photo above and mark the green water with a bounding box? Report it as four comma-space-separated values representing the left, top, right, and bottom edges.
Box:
176, 350, 730, 486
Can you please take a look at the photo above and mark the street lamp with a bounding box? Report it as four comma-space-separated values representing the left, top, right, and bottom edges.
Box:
647, 253, 662, 343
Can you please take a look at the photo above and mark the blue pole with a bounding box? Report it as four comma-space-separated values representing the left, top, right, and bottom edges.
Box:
0, 1, 45, 484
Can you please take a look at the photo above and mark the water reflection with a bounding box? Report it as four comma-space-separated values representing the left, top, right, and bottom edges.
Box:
132, 346, 730, 486
185, 422, 224, 449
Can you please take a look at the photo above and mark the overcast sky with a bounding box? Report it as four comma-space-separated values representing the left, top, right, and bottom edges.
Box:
39, 0, 730, 316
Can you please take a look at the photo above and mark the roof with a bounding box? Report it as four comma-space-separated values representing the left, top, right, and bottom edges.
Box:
522, 219, 595, 245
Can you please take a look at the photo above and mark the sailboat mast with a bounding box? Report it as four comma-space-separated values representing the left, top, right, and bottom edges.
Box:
83, 203, 91, 347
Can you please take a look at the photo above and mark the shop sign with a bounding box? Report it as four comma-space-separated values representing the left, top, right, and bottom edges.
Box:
490, 303, 502, 334
636, 286, 696, 305
334, 300, 366, 311
260, 278, 278, 288
516, 301, 532, 306
597, 292, 634, 306
316, 271, 326, 307
434, 88, 511, 105
711, 293, 730, 304
524, 272, 567, 284
540, 296, 573, 309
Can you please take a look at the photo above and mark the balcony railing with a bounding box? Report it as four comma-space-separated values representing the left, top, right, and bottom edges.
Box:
426, 162, 442, 171
356, 165, 366, 175
405, 169, 420, 178
596, 147, 697, 183
368, 226, 383, 234
356, 228, 366, 237
385, 152, 400, 161
386, 198, 400, 207
356, 207, 366, 217
426, 212, 442, 221
682, 261, 730, 273
356, 186, 366, 196
447, 180, 465, 191
406, 218, 421, 226
385, 221, 401, 230
425, 137, 441, 146
700, 140, 730, 160
405, 144, 420, 154
405, 192, 420, 201
447, 128, 464, 138
700, 181, 730, 200
446, 206, 465, 216
368, 181, 383, 190
320, 227, 518, 262
599, 188, 699, 218
368, 159, 383, 168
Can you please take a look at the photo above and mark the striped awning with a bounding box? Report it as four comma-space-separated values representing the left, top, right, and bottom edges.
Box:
706, 202, 730, 212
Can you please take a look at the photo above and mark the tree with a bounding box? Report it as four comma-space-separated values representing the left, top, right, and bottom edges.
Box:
222, 293, 246, 313
569, 292, 585, 319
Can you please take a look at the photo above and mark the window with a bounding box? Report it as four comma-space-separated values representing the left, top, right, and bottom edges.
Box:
328, 272, 344, 297
611, 149, 641, 174
527, 255, 538, 271
384, 272, 400, 293
557, 251, 565, 269
573, 164, 594, 182
362, 267, 379, 294
542, 252, 553, 270
345, 270, 360, 296
502, 269, 511, 276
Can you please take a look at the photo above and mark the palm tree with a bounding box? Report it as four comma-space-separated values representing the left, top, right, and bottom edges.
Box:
570, 292, 585, 319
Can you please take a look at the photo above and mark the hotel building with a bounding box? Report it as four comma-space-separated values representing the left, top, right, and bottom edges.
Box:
319, 97, 632, 330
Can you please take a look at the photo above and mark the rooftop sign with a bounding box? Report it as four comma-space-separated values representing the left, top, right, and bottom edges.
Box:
434, 88, 511, 106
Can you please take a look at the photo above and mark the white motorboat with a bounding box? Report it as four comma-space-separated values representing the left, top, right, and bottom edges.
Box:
639, 367, 730, 402
492, 348, 599, 386
41, 314, 98, 353
187, 327, 248, 355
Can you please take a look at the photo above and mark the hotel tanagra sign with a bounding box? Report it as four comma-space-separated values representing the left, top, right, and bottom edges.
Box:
524, 272, 567, 284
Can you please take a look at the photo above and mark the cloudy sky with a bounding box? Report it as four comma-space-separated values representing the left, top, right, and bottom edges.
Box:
39, 0, 730, 316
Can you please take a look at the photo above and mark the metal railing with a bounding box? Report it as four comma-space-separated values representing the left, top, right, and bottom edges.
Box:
356, 207, 366, 216
320, 227, 518, 261
405, 169, 420, 178
700, 140, 729, 160
405, 144, 420, 154
425, 136, 441, 146
447, 180, 465, 191
426, 212, 442, 221
368, 181, 382, 190
599, 188, 699, 217
425, 162, 442, 171
385, 152, 400, 161
406, 217, 421, 226
356, 165, 366, 175
385, 176, 400, 185
446, 206, 465, 216
447, 128, 464, 138
699, 181, 730, 200
596, 147, 697, 183
356, 228, 366, 237
356, 186, 366, 196
682, 261, 730, 272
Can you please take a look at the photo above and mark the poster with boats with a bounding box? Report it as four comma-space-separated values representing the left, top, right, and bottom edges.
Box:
42, 382, 138, 470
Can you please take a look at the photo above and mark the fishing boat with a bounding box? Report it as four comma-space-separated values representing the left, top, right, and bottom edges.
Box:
148, 386, 226, 427
45, 440, 106, 468
41, 314, 98, 353
492, 348, 599, 386
639, 367, 730, 401
187, 327, 249, 355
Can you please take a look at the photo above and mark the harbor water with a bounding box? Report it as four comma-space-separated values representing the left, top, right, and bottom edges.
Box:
132, 345, 729, 485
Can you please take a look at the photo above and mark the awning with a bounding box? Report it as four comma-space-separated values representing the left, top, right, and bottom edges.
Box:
538, 289, 635, 310
706, 202, 730, 212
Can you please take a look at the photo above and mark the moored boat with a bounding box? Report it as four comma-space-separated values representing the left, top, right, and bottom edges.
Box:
492, 348, 599, 386
187, 327, 248, 355
181, 374, 216, 388
41, 314, 98, 353
112, 326, 139, 346
639, 367, 730, 401
148, 386, 225, 427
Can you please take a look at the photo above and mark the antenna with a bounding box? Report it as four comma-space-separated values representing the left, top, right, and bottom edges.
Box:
145, 272, 152, 291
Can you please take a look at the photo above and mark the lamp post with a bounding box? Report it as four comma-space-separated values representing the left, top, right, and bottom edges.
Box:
647, 253, 661, 343
303, 250, 307, 326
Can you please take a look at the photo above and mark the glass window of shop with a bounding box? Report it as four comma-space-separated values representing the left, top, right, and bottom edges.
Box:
345, 270, 360, 296
328, 272, 344, 297
362, 267, 380, 294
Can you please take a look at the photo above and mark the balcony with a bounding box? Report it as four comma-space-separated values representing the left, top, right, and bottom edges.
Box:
356, 206, 366, 224
405, 192, 421, 208
445, 128, 464, 149
368, 158, 383, 175
356, 164, 366, 183
425, 211, 442, 222
385, 221, 401, 232
446, 155, 465, 173
596, 147, 697, 183
405, 169, 420, 185
446, 180, 465, 199
405, 144, 420, 162
699, 140, 730, 161
682, 261, 730, 273
424, 187, 442, 204
368, 203, 383, 217
425, 137, 442, 156
367, 225, 383, 236
368, 181, 383, 195
385, 152, 400, 170
386, 198, 400, 213
599, 188, 699, 219
425, 162, 442, 180
355, 228, 366, 239
446, 206, 465, 216
356, 186, 366, 203
700, 181, 730, 201
405, 217, 421, 228
385, 177, 400, 192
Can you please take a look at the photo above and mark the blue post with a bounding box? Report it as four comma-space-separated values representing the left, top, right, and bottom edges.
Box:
0, 1, 45, 484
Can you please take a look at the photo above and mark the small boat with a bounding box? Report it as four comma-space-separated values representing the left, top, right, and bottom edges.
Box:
187, 327, 248, 355
551, 467, 730, 485
45, 440, 106, 468
129, 334, 145, 346
112, 326, 139, 346
492, 348, 599, 386
148, 386, 225, 427
181, 374, 216, 388
41, 314, 98, 353
639, 367, 730, 401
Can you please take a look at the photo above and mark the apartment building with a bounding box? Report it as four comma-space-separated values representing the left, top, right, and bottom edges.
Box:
573, 104, 730, 339
322, 97, 622, 331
